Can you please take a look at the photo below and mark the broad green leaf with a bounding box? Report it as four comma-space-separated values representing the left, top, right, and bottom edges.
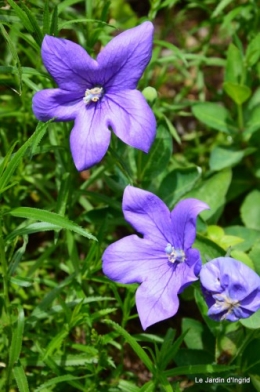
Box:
9, 207, 97, 240
182, 318, 214, 352
137, 123, 172, 182
192, 102, 236, 134
158, 166, 201, 208
9, 306, 25, 368
13, 361, 29, 392
104, 320, 154, 372
240, 190, 260, 231
249, 240, 260, 275
240, 309, 260, 329
225, 225, 259, 252
209, 146, 253, 171
223, 82, 251, 105
185, 169, 232, 221
224, 43, 243, 84
230, 250, 255, 270
245, 33, 260, 67
194, 235, 225, 263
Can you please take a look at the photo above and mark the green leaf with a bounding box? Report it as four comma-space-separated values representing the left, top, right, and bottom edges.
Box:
225, 225, 259, 252
244, 106, 260, 137
9, 306, 25, 368
224, 43, 243, 84
230, 249, 255, 270
118, 380, 140, 392
35, 374, 86, 392
223, 82, 251, 105
249, 240, 260, 275
158, 166, 201, 208
0, 24, 22, 93
163, 363, 236, 377
240, 190, 260, 231
13, 361, 29, 392
7, 0, 33, 32
192, 102, 236, 134
245, 33, 260, 67
50, 6, 58, 36
185, 169, 232, 221
0, 120, 52, 194
182, 318, 214, 351
209, 146, 253, 171
194, 234, 225, 263
240, 309, 260, 329
137, 123, 172, 182
42, 0, 50, 35
9, 207, 97, 241
104, 320, 154, 372
211, 0, 233, 18
20, 2, 43, 46
139, 381, 155, 392
6, 222, 61, 242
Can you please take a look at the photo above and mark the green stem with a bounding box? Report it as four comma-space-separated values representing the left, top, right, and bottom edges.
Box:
237, 104, 244, 132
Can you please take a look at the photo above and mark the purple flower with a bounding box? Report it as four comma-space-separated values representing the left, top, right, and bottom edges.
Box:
102, 185, 209, 330
200, 257, 260, 321
32, 22, 156, 171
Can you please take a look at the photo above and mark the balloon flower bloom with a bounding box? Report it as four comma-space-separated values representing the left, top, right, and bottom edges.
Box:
32, 22, 156, 171
102, 185, 209, 330
200, 257, 260, 321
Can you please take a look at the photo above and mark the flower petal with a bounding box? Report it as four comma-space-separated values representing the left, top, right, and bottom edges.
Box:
97, 22, 154, 91
105, 90, 156, 152
136, 261, 198, 330
170, 198, 209, 250
122, 186, 172, 245
41, 35, 98, 91
32, 88, 83, 121
102, 234, 166, 284
70, 104, 111, 171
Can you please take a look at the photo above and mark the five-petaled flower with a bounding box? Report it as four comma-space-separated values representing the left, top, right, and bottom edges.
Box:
200, 257, 260, 322
32, 22, 156, 171
102, 185, 209, 330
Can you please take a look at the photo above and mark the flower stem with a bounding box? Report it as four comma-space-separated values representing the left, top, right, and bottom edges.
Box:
237, 104, 244, 132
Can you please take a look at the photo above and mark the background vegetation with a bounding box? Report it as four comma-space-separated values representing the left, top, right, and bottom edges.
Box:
1, 0, 260, 391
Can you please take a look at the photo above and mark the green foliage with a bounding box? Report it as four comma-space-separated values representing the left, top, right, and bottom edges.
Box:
1, 0, 260, 390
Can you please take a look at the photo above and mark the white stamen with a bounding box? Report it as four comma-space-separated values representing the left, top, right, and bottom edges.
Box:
165, 243, 186, 263
83, 87, 103, 104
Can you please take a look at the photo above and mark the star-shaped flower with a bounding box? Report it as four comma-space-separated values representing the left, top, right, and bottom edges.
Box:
200, 257, 260, 321
102, 185, 209, 330
32, 22, 156, 171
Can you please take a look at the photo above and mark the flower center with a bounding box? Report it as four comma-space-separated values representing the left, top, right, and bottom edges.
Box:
83, 86, 104, 104
214, 293, 240, 320
165, 243, 186, 263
